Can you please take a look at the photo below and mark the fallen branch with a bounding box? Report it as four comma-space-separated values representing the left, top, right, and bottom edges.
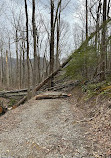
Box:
35, 93, 71, 100
100, 85, 111, 91
0, 89, 27, 94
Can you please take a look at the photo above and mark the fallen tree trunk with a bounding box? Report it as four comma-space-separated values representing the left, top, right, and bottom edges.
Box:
35, 93, 71, 100
0, 92, 27, 98
0, 89, 28, 95
0, 89, 28, 99
15, 19, 111, 107
15, 56, 72, 106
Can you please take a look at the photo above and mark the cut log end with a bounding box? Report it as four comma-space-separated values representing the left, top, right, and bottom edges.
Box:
0, 106, 7, 115
0, 106, 3, 114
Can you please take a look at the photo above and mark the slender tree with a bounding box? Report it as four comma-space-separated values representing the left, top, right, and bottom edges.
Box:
0, 48, 3, 84
100, 0, 107, 81
6, 50, 9, 88
86, 0, 88, 39
16, 29, 19, 88
56, 3, 61, 69
32, 0, 37, 95
49, 0, 62, 87
85, 0, 88, 78
24, 0, 30, 98
49, 0, 54, 87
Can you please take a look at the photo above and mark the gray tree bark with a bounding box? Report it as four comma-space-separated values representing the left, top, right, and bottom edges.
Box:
6, 50, 9, 88
100, 0, 107, 81
24, 0, 30, 98
32, 0, 37, 95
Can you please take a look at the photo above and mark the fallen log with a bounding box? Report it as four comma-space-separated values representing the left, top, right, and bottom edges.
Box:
45, 80, 80, 92
0, 89, 28, 99
0, 88, 28, 95
35, 93, 71, 100
15, 19, 111, 107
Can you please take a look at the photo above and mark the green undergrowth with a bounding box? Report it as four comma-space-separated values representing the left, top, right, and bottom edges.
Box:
81, 81, 111, 101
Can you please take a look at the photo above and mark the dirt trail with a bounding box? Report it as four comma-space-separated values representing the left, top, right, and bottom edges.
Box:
0, 91, 94, 158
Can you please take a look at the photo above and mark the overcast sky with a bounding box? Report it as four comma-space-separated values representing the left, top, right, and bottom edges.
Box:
0, 0, 84, 58
0, 0, 82, 26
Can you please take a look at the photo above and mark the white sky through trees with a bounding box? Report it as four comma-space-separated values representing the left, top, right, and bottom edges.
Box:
0, 0, 83, 58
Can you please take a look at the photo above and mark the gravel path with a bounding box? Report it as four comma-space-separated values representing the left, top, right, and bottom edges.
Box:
0, 91, 93, 158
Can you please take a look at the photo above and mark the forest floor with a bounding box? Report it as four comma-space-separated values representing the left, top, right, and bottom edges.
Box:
0, 88, 111, 158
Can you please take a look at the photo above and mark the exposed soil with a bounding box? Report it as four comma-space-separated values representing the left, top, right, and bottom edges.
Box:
0, 90, 111, 158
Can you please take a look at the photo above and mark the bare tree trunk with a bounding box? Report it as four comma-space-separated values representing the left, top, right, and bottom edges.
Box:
107, 0, 110, 18
86, 0, 88, 39
9, 38, 12, 87
95, 1, 101, 50
85, 0, 88, 78
16, 29, 19, 88
24, 0, 30, 99
20, 44, 22, 89
56, 9, 61, 69
37, 54, 40, 83
22, 41, 25, 88
6, 50, 9, 89
49, 0, 55, 87
1, 49, 3, 84
110, 37, 111, 69
43, 53, 47, 80
32, 0, 37, 95
49, 0, 62, 87
56, 3, 61, 69
100, 0, 107, 81
94, 1, 101, 76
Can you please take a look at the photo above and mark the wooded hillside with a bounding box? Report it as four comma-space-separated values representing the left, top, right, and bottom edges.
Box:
0, 0, 111, 92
